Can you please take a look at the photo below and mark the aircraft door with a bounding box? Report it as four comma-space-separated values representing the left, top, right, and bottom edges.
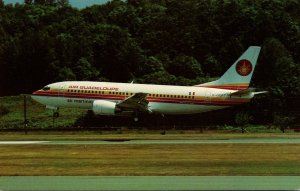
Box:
205, 91, 211, 104
57, 83, 65, 97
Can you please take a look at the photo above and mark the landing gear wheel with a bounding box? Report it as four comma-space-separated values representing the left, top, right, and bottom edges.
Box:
133, 110, 139, 122
53, 111, 59, 118
134, 117, 139, 122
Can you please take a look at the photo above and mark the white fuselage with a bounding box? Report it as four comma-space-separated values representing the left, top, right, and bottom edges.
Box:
32, 81, 253, 115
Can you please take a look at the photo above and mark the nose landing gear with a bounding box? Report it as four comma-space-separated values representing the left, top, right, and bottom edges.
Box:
53, 111, 59, 118
51, 107, 59, 128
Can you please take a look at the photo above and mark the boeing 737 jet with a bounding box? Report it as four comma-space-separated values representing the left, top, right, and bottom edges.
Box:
32, 46, 265, 121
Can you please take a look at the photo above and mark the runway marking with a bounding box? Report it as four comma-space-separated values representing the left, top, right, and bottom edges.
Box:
0, 141, 49, 144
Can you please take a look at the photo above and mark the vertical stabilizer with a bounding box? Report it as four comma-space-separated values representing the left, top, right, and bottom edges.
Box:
196, 46, 261, 90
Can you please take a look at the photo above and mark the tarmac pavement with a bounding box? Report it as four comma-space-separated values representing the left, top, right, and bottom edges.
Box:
1, 176, 300, 190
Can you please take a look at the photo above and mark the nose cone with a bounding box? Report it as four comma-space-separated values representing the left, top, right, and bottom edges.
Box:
31, 89, 45, 102
32, 90, 41, 95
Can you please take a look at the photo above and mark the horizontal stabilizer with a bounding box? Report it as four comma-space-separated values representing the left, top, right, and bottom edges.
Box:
231, 88, 268, 96
230, 88, 256, 96
253, 91, 268, 95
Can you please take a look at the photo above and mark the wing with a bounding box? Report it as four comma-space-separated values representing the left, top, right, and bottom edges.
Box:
116, 92, 151, 113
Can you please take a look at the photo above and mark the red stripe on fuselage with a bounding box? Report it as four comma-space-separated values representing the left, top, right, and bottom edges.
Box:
33, 91, 249, 106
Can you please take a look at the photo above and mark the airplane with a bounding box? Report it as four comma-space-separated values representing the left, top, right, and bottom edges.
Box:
31, 46, 265, 121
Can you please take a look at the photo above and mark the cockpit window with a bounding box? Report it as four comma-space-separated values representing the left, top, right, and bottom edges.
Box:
42, 86, 50, 91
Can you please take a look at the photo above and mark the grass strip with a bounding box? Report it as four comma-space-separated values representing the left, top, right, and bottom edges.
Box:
1, 144, 300, 176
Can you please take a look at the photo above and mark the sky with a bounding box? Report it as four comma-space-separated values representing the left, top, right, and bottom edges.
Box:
3, 0, 111, 9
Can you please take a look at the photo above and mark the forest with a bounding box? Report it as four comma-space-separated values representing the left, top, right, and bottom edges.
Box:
0, 0, 300, 128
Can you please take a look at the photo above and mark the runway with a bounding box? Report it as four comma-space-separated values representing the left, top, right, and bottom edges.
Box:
0, 176, 300, 190
1, 138, 300, 144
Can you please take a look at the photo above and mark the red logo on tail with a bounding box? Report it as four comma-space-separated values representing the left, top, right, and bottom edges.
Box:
236, 59, 252, 76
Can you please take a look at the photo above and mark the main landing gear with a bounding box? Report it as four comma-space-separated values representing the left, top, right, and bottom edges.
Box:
161, 114, 166, 135
133, 111, 139, 122
134, 116, 139, 122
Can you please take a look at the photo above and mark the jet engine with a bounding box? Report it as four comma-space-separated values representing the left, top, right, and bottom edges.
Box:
92, 100, 121, 115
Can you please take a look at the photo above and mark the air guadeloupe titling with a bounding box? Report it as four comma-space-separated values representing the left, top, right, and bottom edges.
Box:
68, 85, 119, 91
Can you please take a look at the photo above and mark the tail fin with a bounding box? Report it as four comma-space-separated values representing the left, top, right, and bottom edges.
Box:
196, 46, 261, 90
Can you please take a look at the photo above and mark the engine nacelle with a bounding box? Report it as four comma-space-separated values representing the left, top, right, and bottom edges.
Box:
92, 100, 119, 115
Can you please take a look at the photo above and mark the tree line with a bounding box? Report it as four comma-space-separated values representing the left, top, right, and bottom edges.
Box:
0, 0, 300, 127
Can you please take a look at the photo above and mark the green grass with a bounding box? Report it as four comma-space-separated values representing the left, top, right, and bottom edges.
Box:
1, 143, 300, 176
0, 96, 85, 129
